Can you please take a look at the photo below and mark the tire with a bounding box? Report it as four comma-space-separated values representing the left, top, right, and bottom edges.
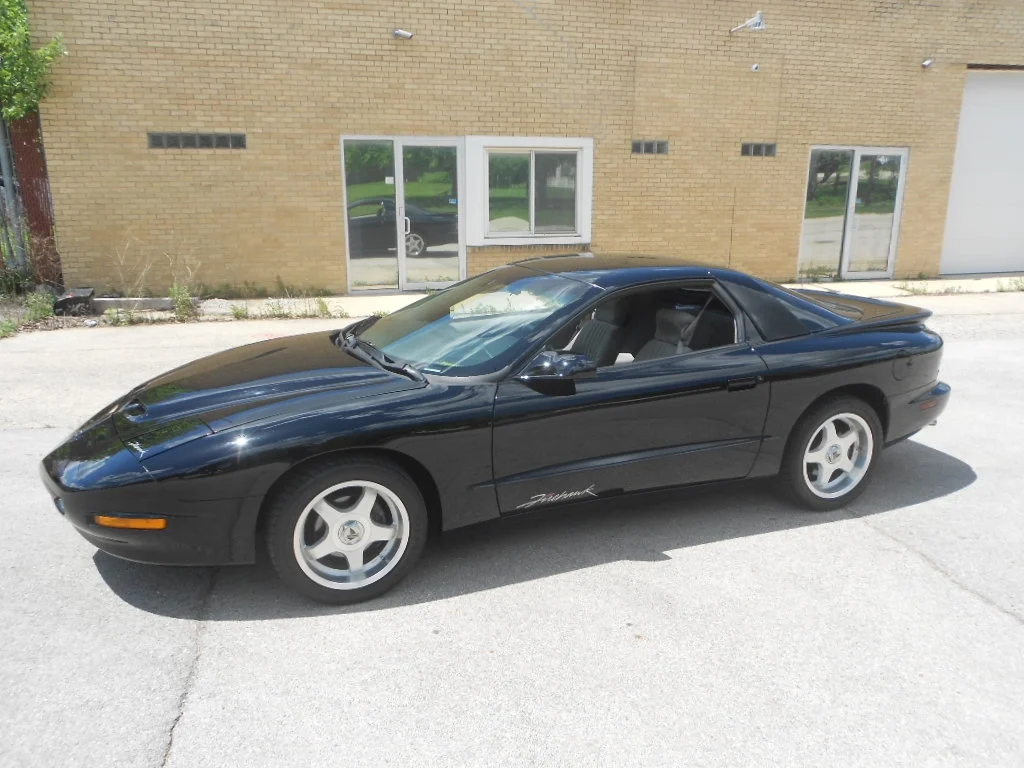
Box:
266, 458, 428, 604
777, 395, 883, 511
405, 232, 426, 257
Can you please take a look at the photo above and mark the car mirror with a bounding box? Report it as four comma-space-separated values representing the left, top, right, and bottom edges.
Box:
518, 350, 598, 381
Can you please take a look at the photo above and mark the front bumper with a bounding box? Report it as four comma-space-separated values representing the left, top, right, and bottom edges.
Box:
886, 381, 951, 445
39, 460, 259, 567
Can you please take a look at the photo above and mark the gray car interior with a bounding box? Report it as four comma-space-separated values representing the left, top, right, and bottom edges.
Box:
568, 287, 737, 365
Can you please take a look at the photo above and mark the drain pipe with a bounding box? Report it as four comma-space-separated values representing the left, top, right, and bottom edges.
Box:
0, 117, 27, 270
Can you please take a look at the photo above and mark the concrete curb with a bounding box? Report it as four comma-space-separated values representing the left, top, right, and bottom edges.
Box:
784, 274, 1024, 299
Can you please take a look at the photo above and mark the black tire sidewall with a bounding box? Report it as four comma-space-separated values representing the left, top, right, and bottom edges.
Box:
780, 396, 883, 511
266, 459, 428, 604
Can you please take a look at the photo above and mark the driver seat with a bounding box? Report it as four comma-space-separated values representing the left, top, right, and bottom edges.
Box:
570, 301, 629, 367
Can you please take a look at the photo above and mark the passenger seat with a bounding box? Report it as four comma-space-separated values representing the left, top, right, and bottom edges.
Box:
634, 308, 698, 361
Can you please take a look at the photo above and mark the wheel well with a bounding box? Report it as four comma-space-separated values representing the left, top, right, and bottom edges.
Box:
254, 448, 443, 540
803, 384, 890, 439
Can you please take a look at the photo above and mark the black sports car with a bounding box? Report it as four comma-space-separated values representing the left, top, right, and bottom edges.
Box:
41, 254, 950, 603
346, 197, 458, 258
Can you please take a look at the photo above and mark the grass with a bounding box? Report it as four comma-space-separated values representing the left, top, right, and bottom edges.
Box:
0, 319, 16, 338
797, 265, 839, 281
347, 179, 456, 214
199, 281, 268, 300
261, 299, 289, 319
997, 277, 1024, 292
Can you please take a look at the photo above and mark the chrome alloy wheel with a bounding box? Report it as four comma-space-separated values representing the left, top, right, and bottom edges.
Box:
802, 412, 874, 500
405, 232, 425, 257
293, 481, 410, 590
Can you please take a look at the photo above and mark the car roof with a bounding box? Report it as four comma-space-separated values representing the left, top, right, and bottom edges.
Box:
512, 252, 741, 289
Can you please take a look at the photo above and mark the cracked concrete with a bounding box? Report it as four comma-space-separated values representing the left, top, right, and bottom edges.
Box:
855, 516, 1024, 628
160, 571, 217, 768
2, 296, 1024, 766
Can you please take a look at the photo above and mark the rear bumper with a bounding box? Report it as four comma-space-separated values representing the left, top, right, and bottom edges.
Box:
886, 381, 951, 446
39, 462, 258, 566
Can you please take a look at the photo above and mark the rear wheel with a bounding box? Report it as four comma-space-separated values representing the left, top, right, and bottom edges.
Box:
266, 458, 428, 604
405, 232, 426, 257
778, 396, 882, 511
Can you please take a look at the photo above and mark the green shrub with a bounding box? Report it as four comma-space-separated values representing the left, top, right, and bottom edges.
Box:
169, 283, 200, 322
25, 290, 54, 322
0, 318, 16, 338
230, 303, 249, 319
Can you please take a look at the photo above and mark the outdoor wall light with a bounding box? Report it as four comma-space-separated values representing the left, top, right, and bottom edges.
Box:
921, 58, 935, 68
393, 29, 414, 39
730, 11, 766, 34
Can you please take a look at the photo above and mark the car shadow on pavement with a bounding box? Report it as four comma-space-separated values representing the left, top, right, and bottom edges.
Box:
94, 440, 976, 620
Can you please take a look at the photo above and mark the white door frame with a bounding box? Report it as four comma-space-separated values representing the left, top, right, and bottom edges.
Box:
341, 135, 466, 293
800, 145, 909, 280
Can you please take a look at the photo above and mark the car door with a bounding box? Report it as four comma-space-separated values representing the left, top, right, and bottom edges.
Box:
367, 199, 397, 254
491, 300, 771, 514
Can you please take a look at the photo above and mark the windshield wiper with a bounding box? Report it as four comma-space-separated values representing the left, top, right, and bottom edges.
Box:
338, 332, 425, 382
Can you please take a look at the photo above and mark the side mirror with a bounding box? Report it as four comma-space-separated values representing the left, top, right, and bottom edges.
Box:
519, 350, 598, 381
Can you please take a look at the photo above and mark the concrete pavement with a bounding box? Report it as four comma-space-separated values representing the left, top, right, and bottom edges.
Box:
1, 296, 1023, 766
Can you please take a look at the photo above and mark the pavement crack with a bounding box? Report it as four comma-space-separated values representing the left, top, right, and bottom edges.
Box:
850, 513, 1024, 628
159, 568, 219, 768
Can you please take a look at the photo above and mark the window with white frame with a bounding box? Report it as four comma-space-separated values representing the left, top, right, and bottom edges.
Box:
465, 137, 593, 246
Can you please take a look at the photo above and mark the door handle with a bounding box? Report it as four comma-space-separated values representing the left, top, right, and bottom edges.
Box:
726, 376, 759, 391
404, 216, 411, 235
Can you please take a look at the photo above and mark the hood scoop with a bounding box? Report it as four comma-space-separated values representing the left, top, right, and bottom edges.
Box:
119, 399, 148, 420
110, 332, 425, 440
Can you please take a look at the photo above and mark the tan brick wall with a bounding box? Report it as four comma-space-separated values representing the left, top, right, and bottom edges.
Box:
25, 0, 1024, 293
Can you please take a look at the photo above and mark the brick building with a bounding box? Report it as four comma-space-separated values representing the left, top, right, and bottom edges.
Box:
25, 0, 1024, 294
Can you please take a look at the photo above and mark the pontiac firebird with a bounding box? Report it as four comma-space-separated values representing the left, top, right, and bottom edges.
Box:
40, 254, 950, 603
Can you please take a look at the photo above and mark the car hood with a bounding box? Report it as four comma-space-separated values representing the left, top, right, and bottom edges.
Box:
110, 331, 426, 445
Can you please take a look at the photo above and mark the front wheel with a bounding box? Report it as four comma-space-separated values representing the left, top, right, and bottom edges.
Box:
778, 396, 882, 511
266, 458, 428, 604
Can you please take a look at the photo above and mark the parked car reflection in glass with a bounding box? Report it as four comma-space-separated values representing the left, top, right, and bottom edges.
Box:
346, 197, 458, 258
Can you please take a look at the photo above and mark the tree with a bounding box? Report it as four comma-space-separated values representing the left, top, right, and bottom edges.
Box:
0, 0, 63, 121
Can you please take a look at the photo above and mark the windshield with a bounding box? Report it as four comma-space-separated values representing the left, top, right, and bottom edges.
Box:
356, 266, 595, 376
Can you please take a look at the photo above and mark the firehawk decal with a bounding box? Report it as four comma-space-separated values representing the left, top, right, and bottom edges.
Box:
516, 485, 599, 510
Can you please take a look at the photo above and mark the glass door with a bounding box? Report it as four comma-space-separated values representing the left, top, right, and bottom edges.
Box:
843, 151, 906, 276
343, 137, 464, 292
797, 146, 907, 280
396, 142, 462, 288
343, 139, 399, 290
798, 149, 855, 280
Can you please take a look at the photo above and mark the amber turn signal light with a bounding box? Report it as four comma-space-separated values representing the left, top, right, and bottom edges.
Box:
94, 515, 167, 530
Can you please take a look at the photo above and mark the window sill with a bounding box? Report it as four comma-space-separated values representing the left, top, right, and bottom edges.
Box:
474, 234, 588, 247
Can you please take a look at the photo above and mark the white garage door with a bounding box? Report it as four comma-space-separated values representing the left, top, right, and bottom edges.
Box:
941, 70, 1024, 275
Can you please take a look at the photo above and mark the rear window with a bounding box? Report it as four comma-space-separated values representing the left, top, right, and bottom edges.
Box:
785, 288, 865, 321
721, 280, 853, 341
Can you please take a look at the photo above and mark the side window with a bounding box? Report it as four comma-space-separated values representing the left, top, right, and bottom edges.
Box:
561, 286, 739, 368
